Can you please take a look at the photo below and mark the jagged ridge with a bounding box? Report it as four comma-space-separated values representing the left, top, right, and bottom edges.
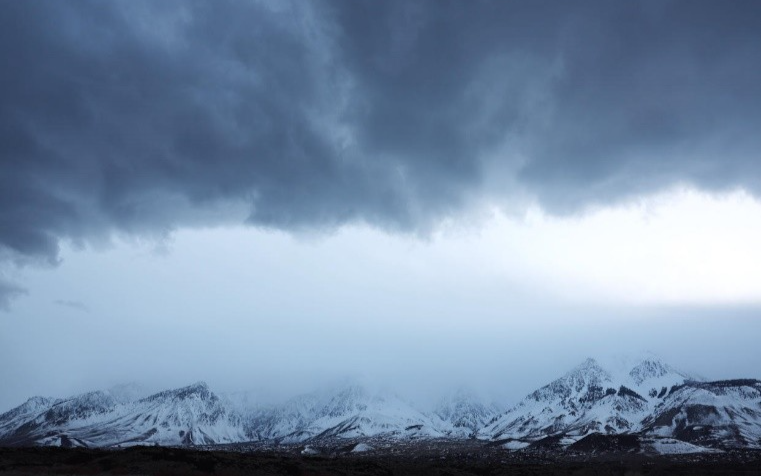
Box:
1, 357, 759, 453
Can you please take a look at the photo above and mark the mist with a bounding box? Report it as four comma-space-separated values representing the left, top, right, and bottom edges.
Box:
3, 194, 761, 412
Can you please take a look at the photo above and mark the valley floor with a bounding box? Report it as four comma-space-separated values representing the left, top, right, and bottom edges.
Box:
1, 444, 761, 476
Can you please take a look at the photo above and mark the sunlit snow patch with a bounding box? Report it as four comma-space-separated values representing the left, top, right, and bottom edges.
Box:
559, 437, 579, 446
301, 445, 319, 455
502, 440, 530, 450
649, 438, 722, 454
352, 443, 373, 452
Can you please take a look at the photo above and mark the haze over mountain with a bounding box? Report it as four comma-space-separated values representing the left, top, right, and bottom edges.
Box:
2, 0, 761, 433
2, 356, 759, 454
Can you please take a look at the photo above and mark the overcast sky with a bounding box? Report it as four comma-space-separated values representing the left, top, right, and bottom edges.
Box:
2, 0, 761, 412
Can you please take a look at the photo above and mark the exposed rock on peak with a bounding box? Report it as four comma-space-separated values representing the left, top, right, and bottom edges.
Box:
629, 358, 676, 385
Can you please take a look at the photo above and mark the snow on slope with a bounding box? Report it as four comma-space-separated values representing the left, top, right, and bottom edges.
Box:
645, 437, 721, 455
248, 384, 446, 443
91, 382, 248, 446
246, 392, 325, 442
643, 379, 761, 449
0, 396, 57, 438
306, 385, 445, 441
482, 356, 693, 442
0, 382, 462, 447
0, 382, 248, 447
433, 387, 501, 438
2, 355, 759, 452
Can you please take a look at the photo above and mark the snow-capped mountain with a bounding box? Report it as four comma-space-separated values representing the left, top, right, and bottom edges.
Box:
245, 392, 324, 443
0, 396, 57, 439
246, 384, 444, 443
642, 379, 761, 449
434, 387, 501, 438
306, 385, 444, 441
1, 356, 759, 453
482, 356, 694, 441
0, 382, 248, 447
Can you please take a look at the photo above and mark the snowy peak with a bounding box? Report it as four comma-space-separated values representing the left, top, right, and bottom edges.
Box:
40, 391, 117, 426
434, 388, 499, 437
620, 356, 695, 403
578, 357, 605, 372
566, 357, 610, 381
0, 397, 54, 421
306, 384, 444, 441
0, 382, 246, 448
528, 358, 613, 403
245, 392, 323, 442
0, 397, 56, 437
629, 358, 673, 385
247, 383, 449, 443
320, 385, 370, 418
483, 356, 695, 441
140, 382, 215, 404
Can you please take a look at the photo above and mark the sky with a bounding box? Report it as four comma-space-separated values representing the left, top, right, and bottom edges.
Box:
2, 0, 761, 412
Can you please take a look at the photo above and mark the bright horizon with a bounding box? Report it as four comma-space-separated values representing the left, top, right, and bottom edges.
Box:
4, 187, 761, 412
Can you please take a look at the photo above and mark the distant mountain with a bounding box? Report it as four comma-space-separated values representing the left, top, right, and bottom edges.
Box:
642, 379, 761, 449
247, 384, 444, 443
434, 387, 501, 438
1, 356, 759, 454
245, 392, 324, 443
482, 356, 692, 441
0, 382, 247, 447
0, 396, 57, 440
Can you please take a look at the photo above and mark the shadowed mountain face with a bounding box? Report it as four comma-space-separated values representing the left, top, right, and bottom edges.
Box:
1, 357, 759, 454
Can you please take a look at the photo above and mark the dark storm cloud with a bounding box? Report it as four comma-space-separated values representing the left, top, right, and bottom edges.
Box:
2, 0, 761, 270
518, 1, 761, 210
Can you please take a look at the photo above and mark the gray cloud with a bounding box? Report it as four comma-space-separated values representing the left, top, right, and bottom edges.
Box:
2, 0, 761, 268
0, 280, 26, 311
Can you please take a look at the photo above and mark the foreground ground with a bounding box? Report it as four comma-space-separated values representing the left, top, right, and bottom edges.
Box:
1, 443, 761, 476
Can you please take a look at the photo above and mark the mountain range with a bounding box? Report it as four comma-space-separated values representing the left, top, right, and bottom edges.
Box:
1, 356, 759, 454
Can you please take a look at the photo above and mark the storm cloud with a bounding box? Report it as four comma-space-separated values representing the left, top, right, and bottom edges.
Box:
2, 0, 761, 274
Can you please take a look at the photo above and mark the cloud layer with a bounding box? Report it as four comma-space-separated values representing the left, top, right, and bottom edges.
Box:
2, 0, 761, 270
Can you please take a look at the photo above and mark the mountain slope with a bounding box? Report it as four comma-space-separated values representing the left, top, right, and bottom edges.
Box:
0, 383, 248, 447
307, 385, 445, 441
434, 388, 501, 438
642, 379, 761, 449
0, 396, 56, 440
247, 385, 445, 443
482, 357, 693, 441
1, 356, 759, 453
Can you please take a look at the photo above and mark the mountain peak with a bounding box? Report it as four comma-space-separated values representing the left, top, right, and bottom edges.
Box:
174, 381, 213, 399
140, 381, 216, 404
564, 357, 610, 382
628, 358, 671, 384
577, 357, 602, 370
23, 396, 54, 409
188, 381, 210, 391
